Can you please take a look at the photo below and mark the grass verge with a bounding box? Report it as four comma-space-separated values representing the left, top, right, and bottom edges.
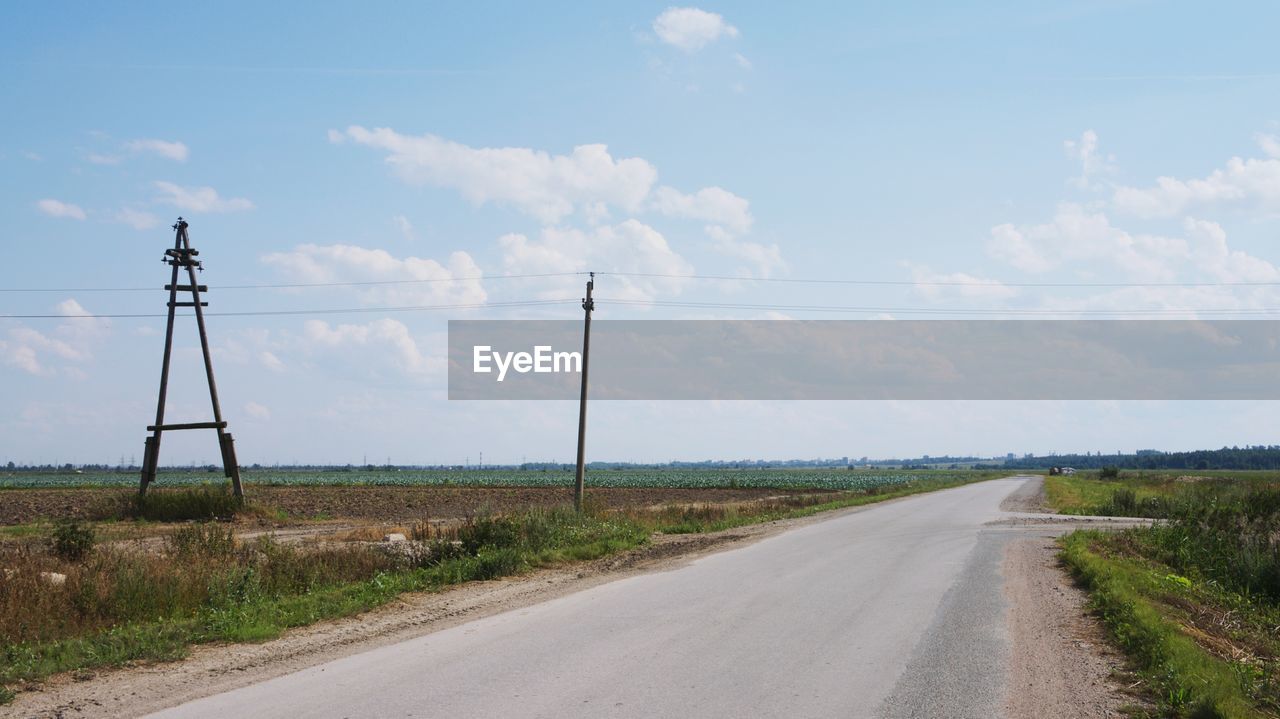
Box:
1062, 530, 1279, 718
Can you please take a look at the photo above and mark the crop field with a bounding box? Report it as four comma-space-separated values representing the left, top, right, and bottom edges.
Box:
0, 467, 991, 492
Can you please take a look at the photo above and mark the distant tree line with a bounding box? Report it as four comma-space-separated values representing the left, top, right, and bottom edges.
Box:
1003, 445, 1280, 471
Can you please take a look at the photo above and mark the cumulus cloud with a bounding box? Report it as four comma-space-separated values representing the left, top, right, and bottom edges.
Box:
650, 185, 753, 234
154, 181, 253, 213
1183, 217, 1280, 283
36, 199, 86, 220
126, 138, 189, 162
499, 220, 693, 301
704, 225, 784, 278
302, 318, 440, 378
335, 125, 780, 282
332, 126, 657, 224
1111, 145, 1280, 218
909, 267, 1017, 300
113, 207, 160, 230
986, 203, 1188, 279
261, 243, 486, 306
260, 351, 285, 372
653, 7, 739, 51
1063, 129, 1115, 190
0, 299, 108, 376
393, 214, 414, 240
243, 401, 271, 420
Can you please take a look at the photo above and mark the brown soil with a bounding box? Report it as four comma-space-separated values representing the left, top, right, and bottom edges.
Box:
1003, 537, 1151, 718
0, 486, 832, 526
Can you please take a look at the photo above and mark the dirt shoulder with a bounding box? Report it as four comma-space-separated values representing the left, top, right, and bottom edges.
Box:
1003, 536, 1150, 718
999, 474, 1049, 513
2, 501, 871, 719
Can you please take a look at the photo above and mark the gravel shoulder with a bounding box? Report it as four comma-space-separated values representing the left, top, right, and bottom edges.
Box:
1003, 536, 1150, 718
999, 474, 1050, 513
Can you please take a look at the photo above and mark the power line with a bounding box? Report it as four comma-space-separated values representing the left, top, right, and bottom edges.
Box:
7, 269, 1280, 293
599, 271, 1280, 287
597, 298, 1280, 317
0, 299, 577, 320
0, 271, 587, 294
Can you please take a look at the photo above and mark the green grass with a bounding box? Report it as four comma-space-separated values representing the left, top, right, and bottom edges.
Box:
1045, 470, 1280, 518
0, 472, 1001, 704
1062, 532, 1273, 718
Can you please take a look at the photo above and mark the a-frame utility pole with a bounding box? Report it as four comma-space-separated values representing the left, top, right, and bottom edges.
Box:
139, 218, 244, 499
573, 272, 594, 512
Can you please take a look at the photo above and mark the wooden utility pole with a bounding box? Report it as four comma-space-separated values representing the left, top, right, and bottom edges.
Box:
573, 272, 594, 512
139, 218, 244, 499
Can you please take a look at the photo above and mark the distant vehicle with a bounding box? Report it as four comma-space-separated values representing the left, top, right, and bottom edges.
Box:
1061, 467, 1076, 475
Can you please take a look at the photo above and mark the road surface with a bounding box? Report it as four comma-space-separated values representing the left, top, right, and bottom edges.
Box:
147, 476, 1084, 719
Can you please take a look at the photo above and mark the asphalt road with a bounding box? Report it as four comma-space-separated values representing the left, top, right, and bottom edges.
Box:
148, 476, 1052, 719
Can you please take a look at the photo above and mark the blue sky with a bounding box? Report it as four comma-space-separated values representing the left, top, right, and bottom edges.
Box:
4, 1, 1280, 465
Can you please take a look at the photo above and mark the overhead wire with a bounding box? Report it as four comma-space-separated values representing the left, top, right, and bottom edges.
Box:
0, 299, 577, 320
7, 269, 1280, 293
0, 271, 586, 294
595, 271, 1280, 289
5, 270, 1280, 319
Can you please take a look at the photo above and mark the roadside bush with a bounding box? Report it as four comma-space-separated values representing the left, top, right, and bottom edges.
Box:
1140, 487, 1280, 603
50, 521, 95, 561
168, 523, 236, 558
1106, 488, 1139, 516
1099, 466, 1121, 479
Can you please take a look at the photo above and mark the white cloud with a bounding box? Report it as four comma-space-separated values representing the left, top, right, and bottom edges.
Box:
1184, 217, 1280, 283
1257, 133, 1280, 159
113, 207, 160, 230
154, 181, 254, 213
0, 342, 44, 375
261, 243, 486, 306
986, 203, 1188, 278
36, 199, 86, 220
0, 300, 108, 377
1112, 149, 1280, 218
653, 7, 739, 51
986, 224, 1054, 273
909, 267, 1017, 300
243, 401, 271, 420
1063, 129, 1115, 190
126, 138, 189, 162
87, 153, 122, 165
651, 185, 753, 234
334, 126, 657, 224
260, 351, 285, 372
393, 214, 414, 240
733, 52, 753, 70
704, 225, 784, 278
499, 220, 693, 301
303, 318, 438, 377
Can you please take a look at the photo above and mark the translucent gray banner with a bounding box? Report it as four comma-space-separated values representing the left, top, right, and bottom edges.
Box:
447, 320, 1280, 400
